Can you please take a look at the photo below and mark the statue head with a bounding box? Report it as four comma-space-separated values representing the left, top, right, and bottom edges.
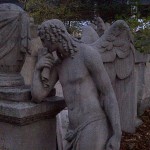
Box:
108, 20, 129, 37
38, 19, 81, 58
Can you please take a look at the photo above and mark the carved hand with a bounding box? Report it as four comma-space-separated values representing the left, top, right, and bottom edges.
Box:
106, 134, 121, 150
36, 51, 55, 71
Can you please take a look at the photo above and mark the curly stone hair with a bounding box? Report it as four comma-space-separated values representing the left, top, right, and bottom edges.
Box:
38, 19, 82, 58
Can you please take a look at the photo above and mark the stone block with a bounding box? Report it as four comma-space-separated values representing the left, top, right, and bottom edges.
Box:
0, 96, 66, 150
0, 118, 56, 150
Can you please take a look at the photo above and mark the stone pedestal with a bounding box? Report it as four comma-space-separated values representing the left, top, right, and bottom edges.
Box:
0, 96, 66, 150
0, 73, 31, 102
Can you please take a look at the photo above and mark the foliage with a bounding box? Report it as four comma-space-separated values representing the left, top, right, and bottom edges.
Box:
25, 0, 93, 23
23, 0, 150, 53
24, 0, 137, 23
134, 24, 150, 53
116, 14, 150, 53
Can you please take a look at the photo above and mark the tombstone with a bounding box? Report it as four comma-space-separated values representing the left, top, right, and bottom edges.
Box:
0, 4, 65, 150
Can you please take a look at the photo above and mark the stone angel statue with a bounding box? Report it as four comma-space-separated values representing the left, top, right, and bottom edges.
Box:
82, 20, 137, 133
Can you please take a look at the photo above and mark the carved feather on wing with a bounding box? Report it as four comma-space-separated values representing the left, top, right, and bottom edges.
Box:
115, 51, 134, 79
100, 50, 116, 62
91, 20, 135, 79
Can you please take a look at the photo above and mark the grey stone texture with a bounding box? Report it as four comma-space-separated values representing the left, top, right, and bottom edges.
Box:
0, 3, 30, 73
0, 118, 56, 150
57, 109, 69, 150
0, 96, 66, 150
21, 18, 43, 85
0, 5, 67, 150
0, 3, 31, 101
81, 26, 99, 44
83, 17, 150, 116
90, 17, 106, 37
134, 50, 150, 114
57, 19, 144, 149
80, 18, 150, 133
82, 20, 137, 133
32, 19, 122, 150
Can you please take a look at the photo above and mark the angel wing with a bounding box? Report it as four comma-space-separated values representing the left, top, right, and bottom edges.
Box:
91, 20, 135, 82
81, 17, 110, 44
92, 17, 106, 37
81, 26, 99, 44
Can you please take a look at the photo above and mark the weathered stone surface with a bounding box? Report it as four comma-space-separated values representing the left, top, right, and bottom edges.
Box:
134, 50, 149, 63
55, 82, 63, 97
0, 96, 65, 150
21, 19, 43, 85
0, 96, 65, 125
57, 109, 69, 150
0, 73, 24, 87
81, 18, 150, 133
21, 55, 37, 85
91, 17, 106, 37
134, 50, 150, 115
81, 26, 99, 44
143, 63, 150, 99
0, 3, 31, 101
87, 17, 150, 118
0, 86, 31, 102
0, 118, 56, 150
82, 20, 137, 133
137, 62, 150, 114
32, 19, 122, 150
0, 3, 30, 73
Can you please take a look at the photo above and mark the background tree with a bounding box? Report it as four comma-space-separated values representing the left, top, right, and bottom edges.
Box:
19, 0, 150, 53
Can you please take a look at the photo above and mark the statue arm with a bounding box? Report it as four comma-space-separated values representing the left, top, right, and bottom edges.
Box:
83, 48, 121, 148
31, 52, 58, 103
31, 67, 58, 103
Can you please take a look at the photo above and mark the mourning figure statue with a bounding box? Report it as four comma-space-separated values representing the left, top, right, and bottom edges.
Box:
31, 19, 122, 150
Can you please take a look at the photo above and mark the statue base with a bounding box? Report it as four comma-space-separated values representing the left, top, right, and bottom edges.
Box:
0, 96, 66, 150
0, 86, 31, 102
0, 73, 32, 102
0, 73, 24, 87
